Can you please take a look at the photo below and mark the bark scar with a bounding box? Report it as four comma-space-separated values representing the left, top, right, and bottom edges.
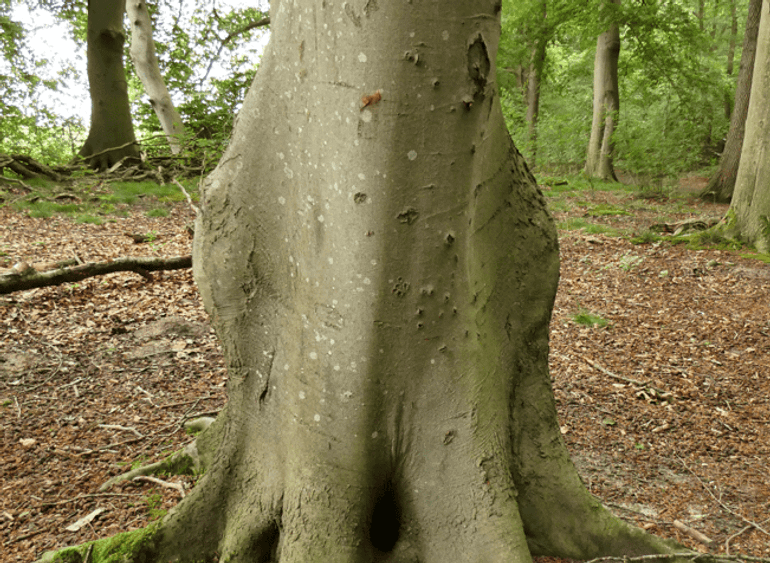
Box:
360, 89, 382, 111
258, 349, 275, 404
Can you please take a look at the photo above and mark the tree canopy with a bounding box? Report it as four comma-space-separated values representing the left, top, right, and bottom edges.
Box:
0, 0, 754, 178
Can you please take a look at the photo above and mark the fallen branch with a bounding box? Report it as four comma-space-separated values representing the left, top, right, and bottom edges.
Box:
0, 255, 191, 294
673, 519, 713, 546
0, 153, 66, 181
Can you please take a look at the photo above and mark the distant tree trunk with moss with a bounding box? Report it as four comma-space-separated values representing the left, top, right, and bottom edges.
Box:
79, 0, 139, 170
701, 0, 762, 203
41, 1, 693, 562
585, 0, 620, 181
127, 0, 185, 154
726, 0, 770, 252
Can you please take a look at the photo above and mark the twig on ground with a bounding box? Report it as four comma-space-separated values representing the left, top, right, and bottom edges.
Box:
677, 456, 770, 539
132, 475, 185, 498
582, 356, 671, 397
40, 492, 142, 507
726, 524, 754, 555
98, 424, 144, 438
173, 178, 200, 215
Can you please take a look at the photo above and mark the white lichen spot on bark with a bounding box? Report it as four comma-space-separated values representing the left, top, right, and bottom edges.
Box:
299, 390, 307, 399
442, 30, 449, 40
278, 196, 286, 205
408, 150, 418, 160
371, 431, 379, 439
309, 352, 318, 360
358, 52, 367, 62
361, 110, 372, 122
314, 414, 321, 422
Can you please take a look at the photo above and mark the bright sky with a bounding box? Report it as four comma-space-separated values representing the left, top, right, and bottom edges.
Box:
10, 0, 270, 126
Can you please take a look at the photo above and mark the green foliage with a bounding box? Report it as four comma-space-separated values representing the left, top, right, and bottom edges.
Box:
571, 307, 609, 328
1, 1, 267, 166
582, 203, 632, 217
127, 2, 268, 164
630, 231, 663, 245
557, 217, 620, 236
739, 252, 770, 264
670, 229, 744, 251
499, 0, 742, 176
11, 179, 198, 221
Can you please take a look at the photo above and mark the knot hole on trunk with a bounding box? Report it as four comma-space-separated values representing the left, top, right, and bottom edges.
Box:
369, 481, 401, 552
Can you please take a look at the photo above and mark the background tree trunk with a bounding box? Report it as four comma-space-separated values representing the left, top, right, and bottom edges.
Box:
524, 1, 547, 168
726, 0, 770, 252
723, 0, 738, 120
701, 0, 762, 203
521, 0, 550, 168
126, 0, 185, 154
585, 0, 621, 181
78, 0, 139, 171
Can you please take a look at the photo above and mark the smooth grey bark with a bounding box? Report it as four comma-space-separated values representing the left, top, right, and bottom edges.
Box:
126, 0, 185, 154
726, 0, 770, 252
701, 0, 762, 203
41, 1, 691, 562
79, 0, 139, 170
585, 0, 621, 181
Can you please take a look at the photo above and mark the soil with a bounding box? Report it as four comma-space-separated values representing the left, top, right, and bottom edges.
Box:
1, 181, 768, 562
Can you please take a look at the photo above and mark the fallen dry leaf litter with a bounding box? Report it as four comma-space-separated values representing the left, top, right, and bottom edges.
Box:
1, 180, 768, 562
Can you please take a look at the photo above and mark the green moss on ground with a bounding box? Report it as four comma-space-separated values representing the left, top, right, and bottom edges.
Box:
46, 523, 160, 563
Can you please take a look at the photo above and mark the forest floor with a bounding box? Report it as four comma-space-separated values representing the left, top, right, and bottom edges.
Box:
1, 173, 769, 562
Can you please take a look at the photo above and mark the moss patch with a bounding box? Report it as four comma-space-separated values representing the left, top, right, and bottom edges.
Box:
49, 523, 160, 563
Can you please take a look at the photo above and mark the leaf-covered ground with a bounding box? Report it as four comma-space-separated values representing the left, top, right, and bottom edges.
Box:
1, 177, 768, 562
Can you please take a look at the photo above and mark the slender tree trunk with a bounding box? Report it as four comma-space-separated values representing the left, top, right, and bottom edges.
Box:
585, 0, 621, 181
126, 0, 186, 154
724, 0, 738, 119
78, 0, 139, 171
701, 0, 762, 203
726, 0, 770, 252
42, 2, 691, 562
524, 1, 547, 168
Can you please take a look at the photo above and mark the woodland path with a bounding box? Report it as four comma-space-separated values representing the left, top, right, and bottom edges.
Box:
1, 177, 768, 562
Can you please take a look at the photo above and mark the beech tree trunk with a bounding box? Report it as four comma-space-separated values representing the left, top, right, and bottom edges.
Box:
585, 0, 621, 181
126, 0, 186, 154
726, 0, 770, 252
701, 0, 762, 203
43, 2, 690, 562
79, 0, 140, 171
